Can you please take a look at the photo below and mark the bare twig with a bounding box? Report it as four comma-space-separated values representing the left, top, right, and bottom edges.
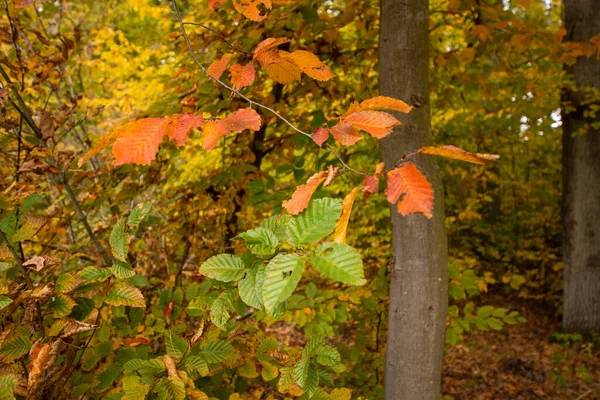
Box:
182, 22, 250, 54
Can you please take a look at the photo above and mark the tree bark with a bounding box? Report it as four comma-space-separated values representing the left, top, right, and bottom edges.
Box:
379, 0, 448, 398
562, 0, 600, 332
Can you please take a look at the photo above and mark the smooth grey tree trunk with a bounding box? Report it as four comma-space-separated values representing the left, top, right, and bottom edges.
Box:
379, 0, 448, 398
562, 0, 600, 332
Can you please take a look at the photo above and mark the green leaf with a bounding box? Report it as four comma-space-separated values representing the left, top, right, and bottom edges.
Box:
294, 357, 319, 396
477, 305, 494, 318
110, 218, 128, 261
55, 272, 83, 293
185, 356, 209, 376
210, 290, 235, 329
93, 362, 122, 392
258, 337, 279, 354
0, 336, 31, 362
127, 202, 151, 227
487, 317, 504, 331
11, 215, 46, 242
48, 293, 76, 317
111, 261, 136, 279
122, 375, 150, 400
303, 336, 325, 357
105, 282, 146, 308
158, 376, 186, 400
0, 262, 13, 273
316, 346, 341, 367
260, 215, 290, 242
262, 254, 304, 314
310, 242, 366, 285
238, 267, 263, 309
238, 227, 279, 257
165, 331, 189, 361
79, 267, 111, 283
286, 198, 342, 247
123, 358, 165, 376
199, 254, 245, 282
0, 296, 13, 310
21, 193, 44, 214
201, 340, 235, 363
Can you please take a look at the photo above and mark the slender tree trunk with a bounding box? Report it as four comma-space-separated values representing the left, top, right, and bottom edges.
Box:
562, 0, 600, 332
379, 0, 448, 398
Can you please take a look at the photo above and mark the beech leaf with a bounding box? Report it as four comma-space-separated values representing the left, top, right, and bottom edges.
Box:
385, 162, 434, 218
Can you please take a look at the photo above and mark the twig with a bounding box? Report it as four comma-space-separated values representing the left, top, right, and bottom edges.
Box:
182, 22, 250, 54
170, 0, 369, 177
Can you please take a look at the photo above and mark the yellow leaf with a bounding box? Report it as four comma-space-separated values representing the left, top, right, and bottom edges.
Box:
333, 186, 361, 244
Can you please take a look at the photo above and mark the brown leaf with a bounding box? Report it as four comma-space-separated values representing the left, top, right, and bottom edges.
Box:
22, 255, 47, 272
28, 343, 51, 389
323, 166, 340, 187
163, 354, 178, 378
363, 162, 385, 198
35, 109, 55, 139
60, 319, 98, 338
191, 320, 206, 346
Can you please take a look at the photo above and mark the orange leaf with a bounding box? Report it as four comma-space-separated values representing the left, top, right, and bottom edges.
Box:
79, 114, 204, 167
28, 343, 51, 389
229, 63, 256, 89
333, 186, 361, 244
165, 300, 174, 325
112, 118, 166, 166
282, 171, 328, 215
363, 162, 384, 198
207, 54, 234, 80
330, 122, 362, 146
124, 337, 151, 347
15, 0, 34, 7
265, 54, 301, 84
285, 50, 334, 81
233, 0, 272, 22
341, 96, 412, 119
202, 108, 262, 151
417, 145, 500, 165
323, 165, 340, 187
344, 111, 399, 138
312, 127, 329, 147
385, 162, 433, 218
165, 114, 205, 146
208, 0, 228, 9
253, 38, 291, 67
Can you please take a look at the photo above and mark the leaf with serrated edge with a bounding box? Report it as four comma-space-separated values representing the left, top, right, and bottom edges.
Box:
286, 198, 342, 247
199, 254, 245, 282
11, 216, 47, 242
201, 341, 235, 363
385, 162, 434, 218
310, 242, 366, 285
207, 53, 234, 79
109, 218, 128, 261
262, 254, 304, 314
105, 282, 146, 308
341, 96, 412, 119
417, 145, 500, 165
238, 267, 263, 309
127, 202, 151, 227
282, 171, 328, 215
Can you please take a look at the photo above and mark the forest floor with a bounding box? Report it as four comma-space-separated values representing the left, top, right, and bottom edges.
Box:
442, 293, 600, 400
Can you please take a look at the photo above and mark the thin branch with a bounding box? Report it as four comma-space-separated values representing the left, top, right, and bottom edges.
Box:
182, 22, 250, 54
170, 0, 369, 177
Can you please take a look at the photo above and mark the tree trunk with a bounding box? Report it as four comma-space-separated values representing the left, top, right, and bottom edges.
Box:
379, 0, 448, 398
562, 0, 600, 332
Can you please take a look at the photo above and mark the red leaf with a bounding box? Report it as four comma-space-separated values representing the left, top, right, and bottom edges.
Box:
385, 162, 433, 218
282, 171, 328, 215
363, 162, 384, 198
229, 63, 256, 89
312, 127, 329, 147
165, 114, 205, 146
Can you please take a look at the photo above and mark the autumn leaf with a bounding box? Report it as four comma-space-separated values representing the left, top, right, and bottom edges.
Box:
79, 114, 204, 166
284, 50, 334, 81
229, 63, 256, 89
323, 166, 340, 187
333, 186, 361, 244
341, 96, 413, 119
312, 127, 329, 147
417, 145, 500, 165
207, 54, 234, 79
363, 162, 385, 198
233, 0, 272, 22
265, 56, 302, 84
282, 171, 328, 215
344, 110, 400, 138
208, 0, 228, 10
28, 343, 51, 389
202, 108, 262, 151
14, 0, 34, 7
330, 122, 362, 146
385, 162, 433, 218
253, 38, 291, 67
